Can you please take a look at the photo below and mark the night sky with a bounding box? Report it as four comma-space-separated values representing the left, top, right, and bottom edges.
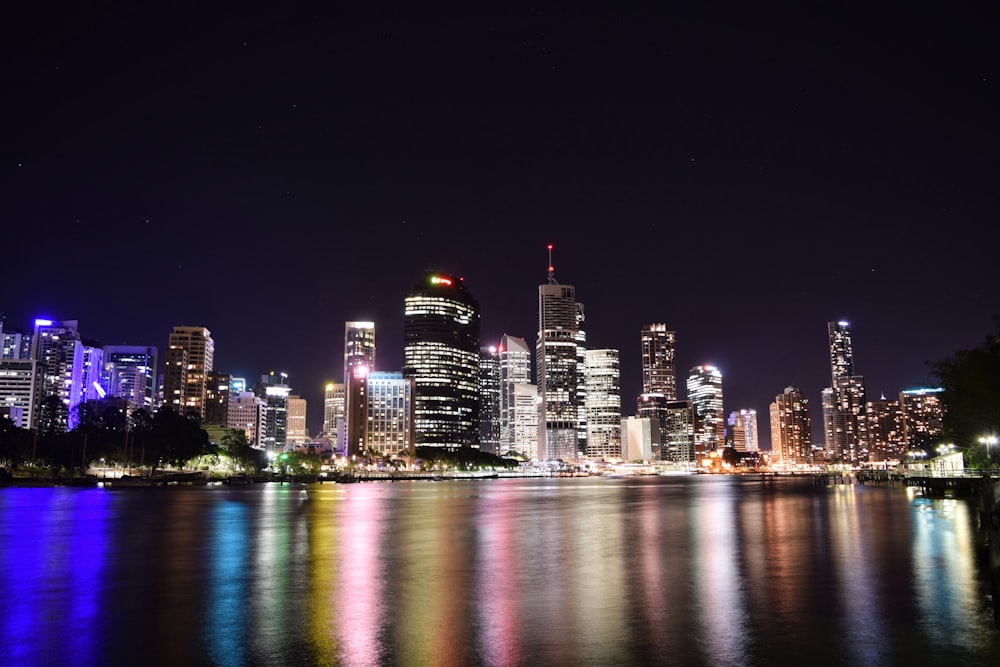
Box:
3, 4, 998, 442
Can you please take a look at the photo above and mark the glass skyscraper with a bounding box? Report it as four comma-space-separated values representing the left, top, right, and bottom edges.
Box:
403, 272, 481, 449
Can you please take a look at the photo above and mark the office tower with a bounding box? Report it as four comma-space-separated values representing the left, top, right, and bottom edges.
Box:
537, 246, 585, 461
769, 386, 812, 464
79, 340, 104, 404
622, 416, 657, 462
322, 382, 346, 437
2, 325, 32, 360
344, 321, 376, 381
204, 371, 233, 426
346, 370, 415, 459
866, 394, 905, 462
403, 272, 481, 449
585, 348, 622, 461
727, 409, 759, 452
640, 323, 677, 400
255, 371, 291, 451
479, 345, 501, 454
162, 325, 214, 420
663, 400, 696, 464
102, 345, 158, 414
636, 393, 669, 460
498, 334, 534, 455
287, 395, 307, 446
687, 365, 724, 454
900, 387, 945, 452
228, 391, 267, 448
31, 319, 84, 432
823, 321, 867, 462
511, 383, 539, 460
0, 358, 36, 428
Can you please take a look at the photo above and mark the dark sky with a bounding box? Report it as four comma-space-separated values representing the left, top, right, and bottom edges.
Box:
3, 3, 998, 442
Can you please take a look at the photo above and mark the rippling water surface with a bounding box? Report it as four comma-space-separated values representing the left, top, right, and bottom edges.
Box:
1, 476, 998, 666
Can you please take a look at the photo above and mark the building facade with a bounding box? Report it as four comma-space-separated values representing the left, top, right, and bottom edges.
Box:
769, 386, 812, 464
537, 252, 585, 461
162, 325, 214, 420
687, 365, 724, 454
584, 348, 622, 461
402, 272, 481, 449
640, 323, 677, 401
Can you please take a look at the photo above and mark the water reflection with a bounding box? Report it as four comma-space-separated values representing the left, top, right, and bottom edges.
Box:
1, 478, 998, 667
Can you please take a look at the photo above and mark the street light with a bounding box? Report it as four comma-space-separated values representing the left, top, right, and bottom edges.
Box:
979, 435, 997, 465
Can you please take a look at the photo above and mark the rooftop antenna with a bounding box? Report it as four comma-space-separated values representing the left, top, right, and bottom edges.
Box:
547, 244, 558, 284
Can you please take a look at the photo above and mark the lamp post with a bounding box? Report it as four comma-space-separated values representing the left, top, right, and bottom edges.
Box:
980, 435, 997, 466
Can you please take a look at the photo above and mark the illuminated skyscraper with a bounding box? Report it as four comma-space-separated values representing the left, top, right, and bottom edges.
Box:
204, 370, 233, 426
344, 321, 376, 381
31, 318, 84, 431
769, 386, 812, 464
498, 334, 534, 456
228, 391, 266, 448
255, 371, 291, 452
0, 358, 36, 428
726, 409, 759, 452
287, 395, 307, 446
479, 345, 501, 454
686, 365, 724, 453
322, 382, 345, 438
347, 370, 415, 458
585, 348, 621, 460
102, 345, 157, 414
162, 325, 214, 420
866, 394, 905, 462
403, 272, 481, 448
900, 387, 945, 452
537, 246, 585, 461
640, 323, 676, 400
823, 321, 867, 462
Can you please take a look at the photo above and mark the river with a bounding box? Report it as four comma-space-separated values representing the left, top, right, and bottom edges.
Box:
1, 475, 997, 666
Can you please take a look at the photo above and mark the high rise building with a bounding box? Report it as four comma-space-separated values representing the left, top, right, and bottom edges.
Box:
101, 345, 158, 414
511, 383, 539, 460
162, 326, 214, 420
479, 345, 501, 454
31, 319, 84, 432
498, 334, 534, 456
585, 348, 621, 461
79, 340, 104, 405
769, 386, 812, 464
900, 387, 945, 452
537, 246, 585, 461
636, 393, 669, 460
403, 272, 481, 449
640, 323, 677, 400
687, 365, 724, 454
344, 321, 376, 381
287, 395, 308, 446
662, 400, 696, 464
228, 391, 267, 448
823, 321, 867, 462
727, 409, 759, 452
322, 382, 346, 438
346, 370, 415, 459
0, 358, 36, 428
866, 394, 905, 462
204, 371, 233, 426
255, 371, 291, 451
1, 324, 33, 360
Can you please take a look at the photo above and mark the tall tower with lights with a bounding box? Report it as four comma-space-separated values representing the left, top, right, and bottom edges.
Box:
162, 325, 214, 420
403, 272, 481, 448
537, 245, 586, 461
640, 323, 677, 400
824, 320, 867, 462
344, 321, 376, 381
686, 365, 724, 454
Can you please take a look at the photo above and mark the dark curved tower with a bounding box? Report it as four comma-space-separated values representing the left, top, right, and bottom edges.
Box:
403, 272, 481, 448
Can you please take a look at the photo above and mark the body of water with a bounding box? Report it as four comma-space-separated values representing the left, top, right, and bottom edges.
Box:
1, 475, 997, 666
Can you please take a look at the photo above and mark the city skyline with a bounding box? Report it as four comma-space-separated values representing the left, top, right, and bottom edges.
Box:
3, 5, 997, 441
